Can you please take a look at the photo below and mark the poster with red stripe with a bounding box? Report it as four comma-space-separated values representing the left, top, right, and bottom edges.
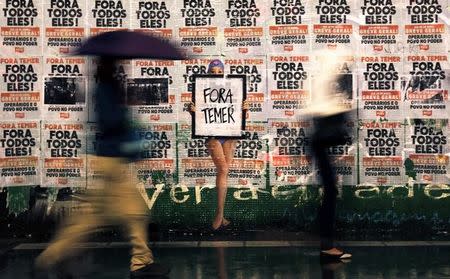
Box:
42, 122, 86, 188
224, 57, 267, 121
267, 0, 311, 53
42, 56, 88, 121
404, 118, 450, 184
269, 120, 314, 186
0, 0, 42, 55
177, 57, 211, 121
176, 0, 223, 55
359, 55, 403, 119
268, 55, 310, 118
403, 0, 448, 53
0, 57, 41, 120
402, 54, 450, 119
129, 59, 178, 123
177, 122, 215, 187
44, 0, 86, 55
312, 0, 357, 50
357, 0, 402, 54
222, 0, 268, 55
134, 123, 176, 188
230, 122, 267, 188
0, 121, 40, 186
359, 119, 405, 185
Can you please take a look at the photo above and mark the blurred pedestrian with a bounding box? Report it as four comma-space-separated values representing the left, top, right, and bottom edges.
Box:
306, 49, 353, 261
34, 57, 170, 278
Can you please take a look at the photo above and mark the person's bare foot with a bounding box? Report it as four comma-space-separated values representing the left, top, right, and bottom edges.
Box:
322, 248, 343, 256
212, 217, 230, 230
222, 218, 230, 227
212, 216, 223, 230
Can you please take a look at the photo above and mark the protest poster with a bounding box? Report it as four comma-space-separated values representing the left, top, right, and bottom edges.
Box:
267, 0, 311, 53
268, 54, 310, 118
128, 59, 178, 123
404, 0, 448, 53
0, 121, 40, 186
176, 0, 223, 55
0, 57, 41, 119
403, 54, 449, 118
43, 56, 88, 121
44, 0, 86, 55
404, 118, 450, 184
222, 0, 267, 55
229, 121, 267, 188
177, 57, 211, 121
131, 0, 176, 40
225, 57, 267, 121
42, 122, 86, 188
0, 0, 42, 55
177, 122, 215, 187
311, 0, 357, 50
192, 74, 246, 138
357, 0, 402, 54
359, 119, 405, 185
134, 123, 176, 188
269, 119, 314, 186
359, 55, 403, 119
88, 0, 130, 36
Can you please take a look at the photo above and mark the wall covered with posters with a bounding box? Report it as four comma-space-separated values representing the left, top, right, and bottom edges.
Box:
0, 0, 450, 235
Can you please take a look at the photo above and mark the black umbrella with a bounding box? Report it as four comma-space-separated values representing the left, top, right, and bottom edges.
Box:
73, 30, 186, 60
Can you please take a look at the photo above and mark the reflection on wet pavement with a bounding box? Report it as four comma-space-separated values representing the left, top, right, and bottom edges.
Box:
1, 245, 449, 278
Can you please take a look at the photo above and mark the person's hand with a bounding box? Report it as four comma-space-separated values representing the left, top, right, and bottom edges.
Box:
242, 100, 250, 111
188, 102, 196, 112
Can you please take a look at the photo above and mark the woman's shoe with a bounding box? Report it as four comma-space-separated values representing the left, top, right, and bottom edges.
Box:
320, 248, 352, 261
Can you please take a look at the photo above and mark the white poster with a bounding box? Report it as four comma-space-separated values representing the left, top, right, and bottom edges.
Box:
42, 122, 86, 188
44, 0, 86, 55
0, 0, 42, 55
225, 56, 267, 121
193, 75, 245, 138
43, 56, 88, 121
0, 57, 41, 120
0, 121, 40, 186
269, 119, 314, 186
87, 0, 130, 36
134, 123, 176, 188
129, 59, 178, 123
268, 54, 311, 118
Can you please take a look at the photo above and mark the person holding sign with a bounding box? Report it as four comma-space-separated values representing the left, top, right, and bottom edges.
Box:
189, 59, 249, 231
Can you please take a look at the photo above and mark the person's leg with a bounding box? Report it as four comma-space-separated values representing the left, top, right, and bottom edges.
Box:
220, 140, 237, 226
35, 155, 108, 269
312, 140, 338, 252
104, 158, 154, 271
35, 204, 102, 269
207, 139, 230, 230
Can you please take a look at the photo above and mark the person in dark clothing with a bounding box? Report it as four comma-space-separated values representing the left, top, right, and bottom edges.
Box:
306, 49, 353, 261
35, 57, 170, 278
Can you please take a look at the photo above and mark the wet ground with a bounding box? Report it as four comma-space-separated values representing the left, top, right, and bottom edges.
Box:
1, 242, 449, 279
